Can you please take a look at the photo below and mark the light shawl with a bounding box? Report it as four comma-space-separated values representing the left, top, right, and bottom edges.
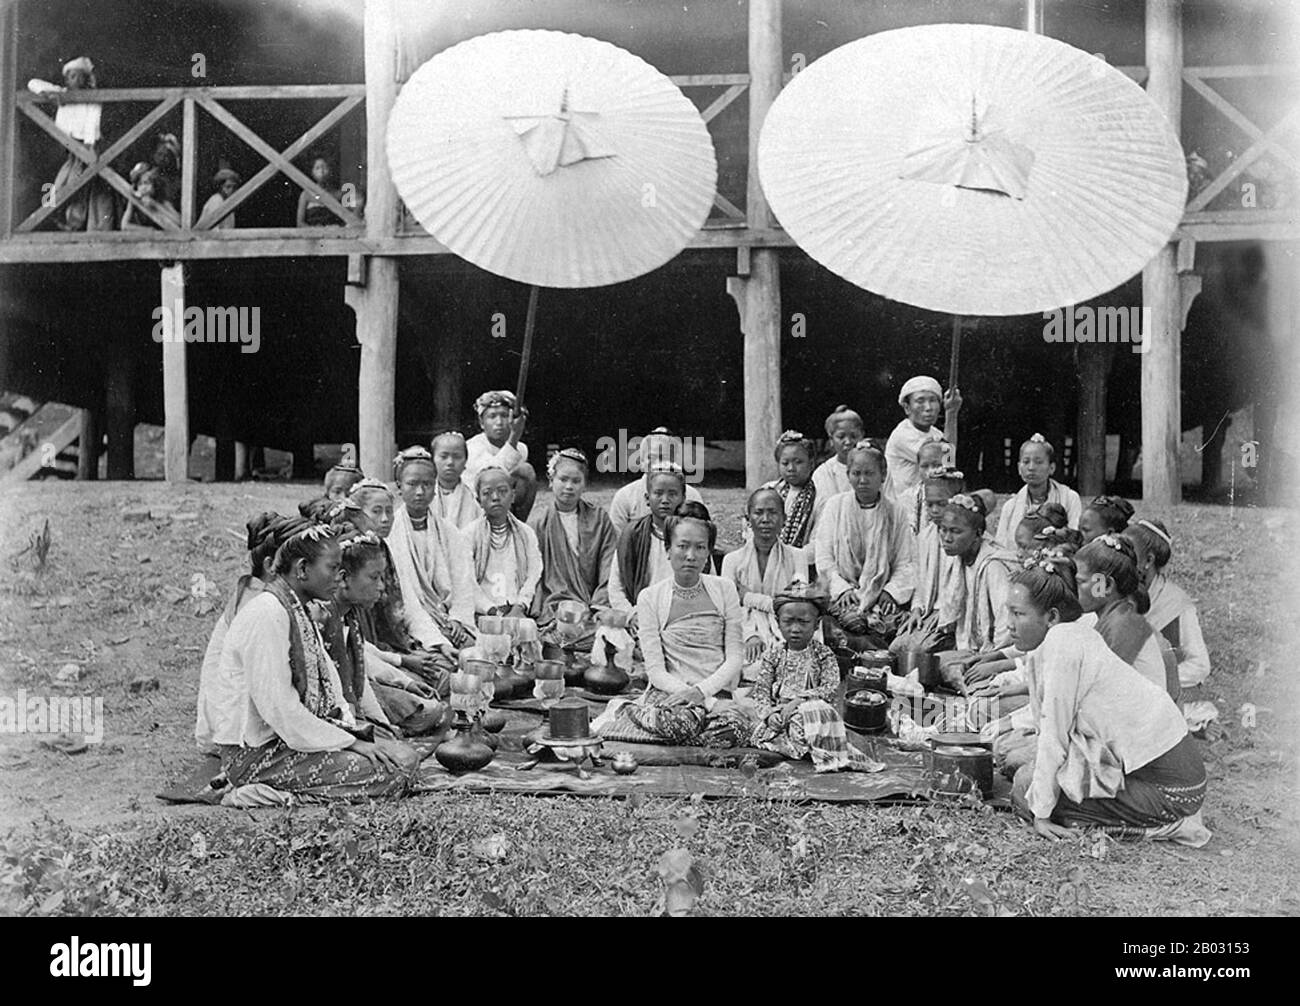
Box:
994, 479, 1083, 546
469, 512, 533, 591
1146, 574, 1193, 641
1146, 574, 1209, 688
721, 539, 810, 647
529, 499, 618, 624
387, 505, 472, 632
816, 493, 916, 611
940, 537, 1020, 652
432, 480, 483, 529
912, 521, 948, 617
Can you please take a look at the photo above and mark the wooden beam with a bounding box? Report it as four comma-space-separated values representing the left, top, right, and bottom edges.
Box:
1186, 104, 1300, 213
731, 0, 784, 493
0, 412, 81, 485
105, 350, 134, 479
160, 263, 189, 483
1142, 0, 1184, 505
1183, 72, 1300, 174
17, 84, 366, 103
76, 408, 99, 480
699, 83, 747, 124
0, 0, 17, 239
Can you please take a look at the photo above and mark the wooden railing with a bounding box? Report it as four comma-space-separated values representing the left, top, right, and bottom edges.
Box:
2, 65, 1296, 261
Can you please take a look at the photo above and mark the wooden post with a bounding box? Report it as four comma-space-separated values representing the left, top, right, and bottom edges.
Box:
345, 0, 401, 479
160, 262, 189, 483
214, 437, 236, 481
1075, 341, 1116, 495
76, 407, 99, 480
1140, 0, 1183, 504
180, 97, 197, 230
0, 0, 15, 239
726, 0, 783, 492
105, 350, 134, 479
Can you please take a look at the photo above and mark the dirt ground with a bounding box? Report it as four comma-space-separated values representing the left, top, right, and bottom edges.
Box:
1, 480, 1297, 916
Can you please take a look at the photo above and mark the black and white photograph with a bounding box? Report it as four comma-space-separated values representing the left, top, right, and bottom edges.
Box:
0, 0, 1295, 939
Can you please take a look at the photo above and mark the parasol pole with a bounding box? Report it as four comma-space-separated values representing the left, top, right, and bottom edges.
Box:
514, 284, 541, 408
946, 315, 962, 454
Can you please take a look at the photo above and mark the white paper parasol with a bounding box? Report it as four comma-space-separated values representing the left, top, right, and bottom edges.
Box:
387, 29, 717, 291
757, 23, 1188, 318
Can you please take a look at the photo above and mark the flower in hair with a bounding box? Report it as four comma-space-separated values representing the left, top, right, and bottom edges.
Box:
1029, 432, 1047, 444
340, 530, 380, 552
348, 477, 391, 496
293, 523, 334, 544
933, 465, 964, 480
949, 493, 981, 513
1095, 533, 1126, 551
777, 429, 807, 444
547, 447, 589, 480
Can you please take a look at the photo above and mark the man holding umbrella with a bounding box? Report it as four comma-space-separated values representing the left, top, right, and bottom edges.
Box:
885, 375, 961, 499
463, 390, 538, 521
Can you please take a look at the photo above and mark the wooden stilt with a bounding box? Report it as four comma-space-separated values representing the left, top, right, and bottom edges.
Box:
76, 407, 99, 480
105, 350, 134, 479
347, 0, 401, 478
214, 437, 236, 481
730, 0, 784, 492
1141, 0, 1184, 504
160, 262, 189, 483
234, 441, 248, 480
1075, 342, 1115, 495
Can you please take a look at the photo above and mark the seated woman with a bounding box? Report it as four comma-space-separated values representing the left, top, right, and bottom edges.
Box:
468, 463, 543, 618
347, 478, 457, 689
217, 523, 420, 800
760, 430, 822, 561
993, 434, 1084, 546
721, 487, 811, 678
463, 390, 537, 521
608, 461, 687, 617
608, 427, 704, 537
1123, 518, 1210, 690
529, 448, 618, 651
1074, 533, 1179, 699
196, 511, 292, 754
596, 506, 748, 747
902, 470, 963, 629
936, 494, 1020, 658
322, 531, 449, 738
811, 405, 864, 500
750, 580, 877, 772
1012, 501, 1070, 558
814, 441, 916, 649
428, 431, 483, 530
1079, 494, 1135, 545
387, 446, 477, 650
1005, 560, 1209, 846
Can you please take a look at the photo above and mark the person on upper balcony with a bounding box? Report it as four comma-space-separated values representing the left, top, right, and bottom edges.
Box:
201, 166, 242, 229
27, 56, 115, 232
121, 163, 179, 230
297, 155, 348, 227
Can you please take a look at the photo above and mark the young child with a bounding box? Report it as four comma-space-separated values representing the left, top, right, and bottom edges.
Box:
530, 447, 618, 649
749, 580, 876, 772
1014, 501, 1070, 557
884, 375, 960, 499
906, 469, 965, 622
463, 390, 537, 521
994, 433, 1083, 546
811, 405, 865, 500
297, 154, 345, 226
1004, 559, 1208, 846
815, 441, 915, 648
607, 426, 704, 536
468, 463, 543, 618
905, 440, 953, 534
1074, 533, 1179, 699
428, 431, 482, 529
761, 430, 821, 559
608, 461, 687, 615
121, 163, 180, 230
721, 487, 812, 678
202, 166, 241, 229
386, 445, 477, 650
1079, 494, 1135, 544
323, 463, 364, 501
1123, 518, 1210, 690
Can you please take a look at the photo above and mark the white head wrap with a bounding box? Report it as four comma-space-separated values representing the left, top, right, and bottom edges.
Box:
898, 375, 943, 407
